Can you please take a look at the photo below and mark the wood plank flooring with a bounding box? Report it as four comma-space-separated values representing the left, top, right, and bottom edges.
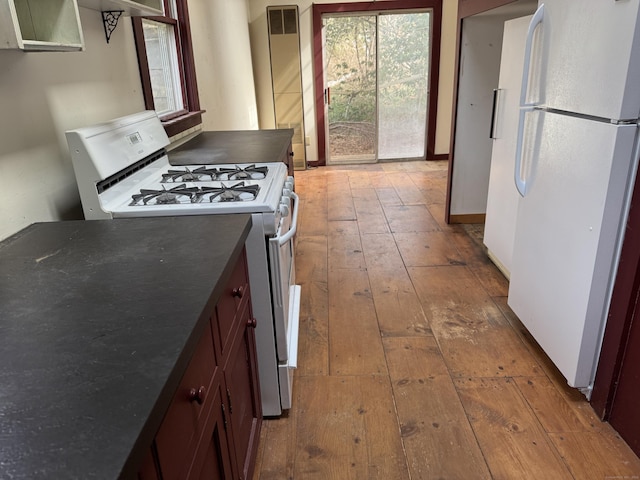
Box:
252, 161, 640, 480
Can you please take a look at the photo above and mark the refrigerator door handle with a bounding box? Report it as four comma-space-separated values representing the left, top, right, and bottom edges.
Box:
519, 4, 545, 107
490, 88, 500, 139
515, 4, 545, 197
514, 106, 534, 196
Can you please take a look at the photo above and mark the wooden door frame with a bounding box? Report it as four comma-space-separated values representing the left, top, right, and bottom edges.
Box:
591, 158, 640, 419
311, 0, 442, 167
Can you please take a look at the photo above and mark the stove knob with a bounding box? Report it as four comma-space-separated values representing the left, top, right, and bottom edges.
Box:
280, 204, 290, 216
283, 188, 293, 197
285, 179, 294, 190
281, 196, 291, 208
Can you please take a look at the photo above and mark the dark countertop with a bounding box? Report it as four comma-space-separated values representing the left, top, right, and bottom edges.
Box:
167, 129, 293, 165
0, 215, 252, 479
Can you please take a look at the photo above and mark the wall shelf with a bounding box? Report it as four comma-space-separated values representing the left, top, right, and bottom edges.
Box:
0, 0, 84, 51
76, 0, 162, 16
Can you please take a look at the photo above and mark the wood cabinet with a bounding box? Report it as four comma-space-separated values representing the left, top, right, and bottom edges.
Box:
0, 0, 84, 51
0, 0, 164, 52
139, 248, 262, 480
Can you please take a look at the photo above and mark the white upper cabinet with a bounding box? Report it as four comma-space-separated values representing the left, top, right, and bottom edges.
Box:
0, 0, 84, 51
76, 0, 163, 16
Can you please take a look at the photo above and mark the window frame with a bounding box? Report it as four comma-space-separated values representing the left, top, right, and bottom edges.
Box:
132, 0, 203, 138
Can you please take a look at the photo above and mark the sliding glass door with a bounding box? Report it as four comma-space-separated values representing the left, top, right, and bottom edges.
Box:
323, 10, 432, 164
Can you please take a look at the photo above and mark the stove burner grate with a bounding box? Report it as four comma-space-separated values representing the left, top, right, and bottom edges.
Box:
218, 164, 268, 180
129, 181, 261, 206
161, 167, 220, 183
130, 184, 199, 205
198, 182, 260, 203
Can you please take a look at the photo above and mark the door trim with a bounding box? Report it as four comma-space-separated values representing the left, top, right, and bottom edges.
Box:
311, 0, 442, 167
591, 158, 640, 418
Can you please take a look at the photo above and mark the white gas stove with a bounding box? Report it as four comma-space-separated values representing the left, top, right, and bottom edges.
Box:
66, 111, 291, 232
66, 111, 300, 416
96, 156, 290, 234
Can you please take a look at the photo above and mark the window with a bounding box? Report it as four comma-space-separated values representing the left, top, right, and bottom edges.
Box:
132, 0, 203, 137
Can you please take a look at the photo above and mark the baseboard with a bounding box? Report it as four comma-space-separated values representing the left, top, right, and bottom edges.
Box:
304, 155, 448, 167
449, 213, 486, 224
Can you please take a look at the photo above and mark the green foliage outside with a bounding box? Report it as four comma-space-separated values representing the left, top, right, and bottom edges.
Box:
324, 13, 431, 126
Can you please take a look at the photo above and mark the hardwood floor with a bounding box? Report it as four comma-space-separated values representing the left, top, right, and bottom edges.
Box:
252, 161, 640, 480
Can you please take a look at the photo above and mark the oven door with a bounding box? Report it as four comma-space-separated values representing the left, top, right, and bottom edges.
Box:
268, 192, 300, 362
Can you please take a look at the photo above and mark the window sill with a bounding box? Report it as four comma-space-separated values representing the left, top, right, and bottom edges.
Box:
161, 110, 205, 138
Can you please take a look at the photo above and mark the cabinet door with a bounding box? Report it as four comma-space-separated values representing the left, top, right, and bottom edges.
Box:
137, 445, 160, 480
212, 247, 249, 361
0, 0, 84, 51
156, 322, 217, 480
224, 303, 262, 480
188, 383, 234, 480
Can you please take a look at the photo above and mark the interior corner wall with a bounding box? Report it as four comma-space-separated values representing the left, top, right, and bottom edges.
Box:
248, 0, 459, 163
189, 0, 259, 131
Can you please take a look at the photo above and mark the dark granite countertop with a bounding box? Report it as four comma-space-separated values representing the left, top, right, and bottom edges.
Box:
167, 129, 293, 165
0, 215, 252, 479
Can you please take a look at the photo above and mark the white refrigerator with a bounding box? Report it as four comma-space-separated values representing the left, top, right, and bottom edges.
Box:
508, 0, 640, 395
484, 14, 532, 278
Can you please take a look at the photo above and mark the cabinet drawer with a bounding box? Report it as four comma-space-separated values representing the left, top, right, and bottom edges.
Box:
155, 322, 217, 480
213, 249, 249, 358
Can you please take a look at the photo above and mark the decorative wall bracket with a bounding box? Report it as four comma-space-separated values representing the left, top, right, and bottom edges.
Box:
102, 10, 124, 44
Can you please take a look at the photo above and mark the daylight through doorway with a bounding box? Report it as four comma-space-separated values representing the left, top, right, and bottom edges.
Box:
323, 10, 432, 164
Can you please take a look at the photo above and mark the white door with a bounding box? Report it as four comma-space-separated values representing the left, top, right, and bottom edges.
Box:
531, 0, 640, 120
508, 110, 637, 389
484, 15, 532, 277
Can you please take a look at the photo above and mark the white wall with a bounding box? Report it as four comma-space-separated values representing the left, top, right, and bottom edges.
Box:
0, 7, 145, 241
248, 0, 459, 162
189, 0, 259, 131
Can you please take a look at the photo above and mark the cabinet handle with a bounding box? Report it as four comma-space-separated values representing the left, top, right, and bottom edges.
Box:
188, 386, 206, 405
232, 285, 244, 298
247, 317, 257, 328
289, 151, 294, 157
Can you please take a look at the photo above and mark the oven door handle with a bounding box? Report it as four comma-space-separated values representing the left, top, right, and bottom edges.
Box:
277, 191, 299, 246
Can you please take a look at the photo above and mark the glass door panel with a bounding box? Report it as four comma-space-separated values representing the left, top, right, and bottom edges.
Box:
324, 15, 377, 164
378, 12, 431, 160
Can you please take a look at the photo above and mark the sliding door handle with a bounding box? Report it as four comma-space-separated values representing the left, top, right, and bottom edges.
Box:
324, 87, 331, 105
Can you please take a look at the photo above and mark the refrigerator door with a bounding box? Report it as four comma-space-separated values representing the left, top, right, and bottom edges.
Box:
508, 110, 637, 388
484, 15, 532, 277
533, 0, 640, 120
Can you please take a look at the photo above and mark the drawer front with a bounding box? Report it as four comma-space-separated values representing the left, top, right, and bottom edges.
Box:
213, 249, 249, 359
156, 322, 217, 480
